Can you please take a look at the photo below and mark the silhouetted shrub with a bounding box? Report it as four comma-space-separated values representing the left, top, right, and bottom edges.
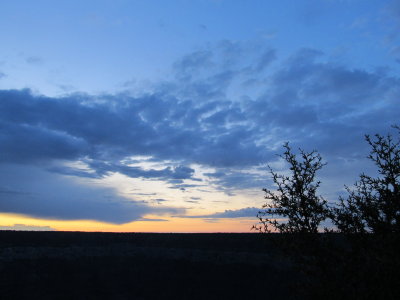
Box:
254, 142, 329, 233
331, 125, 400, 233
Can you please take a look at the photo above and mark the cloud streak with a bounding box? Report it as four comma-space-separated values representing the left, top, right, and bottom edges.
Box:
176, 207, 261, 219
0, 224, 55, 231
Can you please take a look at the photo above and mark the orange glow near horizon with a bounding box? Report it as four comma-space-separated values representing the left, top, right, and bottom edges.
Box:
0, 213, 256, 233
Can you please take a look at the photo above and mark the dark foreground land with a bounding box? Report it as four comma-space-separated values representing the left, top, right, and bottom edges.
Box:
0, 231, 398, 299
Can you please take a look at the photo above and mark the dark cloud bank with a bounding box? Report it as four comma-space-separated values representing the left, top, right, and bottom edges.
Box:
0, 43, 399, 223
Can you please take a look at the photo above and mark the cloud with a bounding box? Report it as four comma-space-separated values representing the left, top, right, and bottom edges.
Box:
0, 120, 89, 164
0, 164, 183, 224
0, 88, 266, 169
0, 42, 399, 221
1, 47, 398, 178
205, 170, 267, 191
168, 183, 203, 191
137, 218, 168, 222
204, 171, 225, 178
0, 224, 55, 231
130, 192, 157, 196
379, 0, 400, 60
173, 50, 214, 81
199, 24, 207, 31
177, 207, 260, 219
25, 56, 44, 65
152, 198, 168, 204
386, 0, 400, 23
82, 161, 198, 182
253, 48, 276, 72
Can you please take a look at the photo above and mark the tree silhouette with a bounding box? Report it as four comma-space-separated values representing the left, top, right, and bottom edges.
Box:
331, 126, 400, 233
254, 143, 329, 233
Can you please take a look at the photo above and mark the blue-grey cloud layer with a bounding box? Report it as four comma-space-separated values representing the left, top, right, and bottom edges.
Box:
1, 43, 399, 221
0, 164, 182, 224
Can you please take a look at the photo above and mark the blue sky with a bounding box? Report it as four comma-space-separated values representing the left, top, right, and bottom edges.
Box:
0, 0, 399, 231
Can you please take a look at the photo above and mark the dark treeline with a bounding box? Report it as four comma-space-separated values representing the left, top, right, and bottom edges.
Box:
2, 231, 396, 299
0, 231, 298, 299
0, 231, 273, 252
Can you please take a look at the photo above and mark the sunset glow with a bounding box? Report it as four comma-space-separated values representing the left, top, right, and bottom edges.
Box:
1, 0, 399, 232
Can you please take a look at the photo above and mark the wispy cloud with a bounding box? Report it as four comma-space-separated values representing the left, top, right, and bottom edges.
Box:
0, 224, 55, 231
25, 56, 44, 65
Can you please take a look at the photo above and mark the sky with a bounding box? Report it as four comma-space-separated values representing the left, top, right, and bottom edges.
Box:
0, 0, 399, 232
